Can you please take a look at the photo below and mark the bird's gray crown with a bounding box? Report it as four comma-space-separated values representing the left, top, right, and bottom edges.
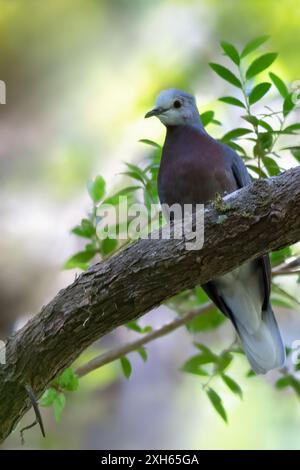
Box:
155, 89, 195, 108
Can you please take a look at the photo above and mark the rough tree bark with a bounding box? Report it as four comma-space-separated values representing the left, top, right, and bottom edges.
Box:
0, 166, 300, 443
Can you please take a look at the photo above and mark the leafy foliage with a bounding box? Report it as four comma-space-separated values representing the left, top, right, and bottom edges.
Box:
221, 374, 243, 399
206, 388, 228, 423
209, 36, 300, 184
120, 356, 132, 379
87, 175, 106, 203
40, 368, 79, 422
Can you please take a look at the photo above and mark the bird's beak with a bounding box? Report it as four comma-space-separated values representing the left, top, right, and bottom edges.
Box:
144, 107, 165, 118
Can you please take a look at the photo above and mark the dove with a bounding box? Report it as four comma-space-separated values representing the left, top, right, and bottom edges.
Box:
145, 88, 285, 373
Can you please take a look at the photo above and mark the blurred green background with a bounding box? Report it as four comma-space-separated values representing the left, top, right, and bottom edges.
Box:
0, 0, 299, 450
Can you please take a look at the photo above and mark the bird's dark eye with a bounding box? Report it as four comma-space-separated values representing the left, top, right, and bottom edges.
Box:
173, 100, 181, 109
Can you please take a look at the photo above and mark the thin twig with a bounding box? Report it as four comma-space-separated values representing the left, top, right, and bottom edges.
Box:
20, 384, 46, 444
272, 257, 300, 275
76, 302, 213, 378
273, 269, 300, 276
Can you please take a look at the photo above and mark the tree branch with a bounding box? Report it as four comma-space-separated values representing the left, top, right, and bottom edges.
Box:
0, 166, 300, 443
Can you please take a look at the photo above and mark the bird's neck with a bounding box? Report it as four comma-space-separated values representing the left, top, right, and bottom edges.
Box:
161, 124, 209, 167
165, 122, 206, 137
166, 116, 206, 134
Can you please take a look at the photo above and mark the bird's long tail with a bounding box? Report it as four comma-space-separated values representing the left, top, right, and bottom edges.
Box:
214, 261, 285, 374
234, 304, 285, 374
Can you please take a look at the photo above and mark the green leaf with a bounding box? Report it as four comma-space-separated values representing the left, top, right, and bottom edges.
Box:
285, 346, 292, 357
221, 374, 243, 399
275, 376, 292, 389
246, 369, 256, 377
200, 110, 215, 127
40, 388, 58, 407
219, 96, 245, 108
269, 72, 289, 98
87, 175, 106, 203
125, 162, 147, 180
120, 356, 132, 379
246, 164, 268, 179
283, 123, 300, 133
259, 132, 273, 151
246, 53, 278, 80
181, 354, 214, 376
231, 346, 244, 354
143, 187, 153, 210
241, 35, 269, 58
127, 321, 152, 334
57, 368, 79, 392
276, 376, 300, 399
257, 120, 273, 132
127, 321, 143, 332
262, 156, 280, 176
71, 219, 95, 239
217, 351, 233, 372
206, 388, 227, 423
64, 249, 96, 270
137, 347, 148, 362
183, 353, 216, 368
181, 364, 208, 377
271, 247, 292, 266
272, 297, 294, 309
122, 161, 149, 186
209, 63, 242, 88
143, 326, 153, 333
120, 171, 146, 185
224, 141, 247, 156
139, 139, 161, 149
144, 161, 160, 174
291, 147, 300, 163
53, 393, 66, 422
103, 186, 141, 205
186, 308, 225, 332
272, 283, 300, 308
283, 94, 295, 116
242, 115, 272, 132
100, 238, 118, 255
249, 82, 271, 104
222, 128, 252, 142
194, 343, 218, 360
242, 115, 259, 126
221, 41, 240, 65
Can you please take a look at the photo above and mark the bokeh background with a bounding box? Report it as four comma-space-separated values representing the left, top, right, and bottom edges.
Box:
1, 0, 300, 449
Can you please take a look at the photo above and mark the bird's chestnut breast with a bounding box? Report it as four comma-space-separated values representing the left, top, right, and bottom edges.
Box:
158, 126, 235, 206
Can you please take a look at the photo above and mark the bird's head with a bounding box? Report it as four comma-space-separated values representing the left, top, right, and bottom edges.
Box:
145, 88, 202, 128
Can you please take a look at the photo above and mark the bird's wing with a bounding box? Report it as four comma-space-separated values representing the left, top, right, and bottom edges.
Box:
204, 145, 271, 307
227, 146, 251, 187
227, 146, 272, 305
202, 145, 285, 373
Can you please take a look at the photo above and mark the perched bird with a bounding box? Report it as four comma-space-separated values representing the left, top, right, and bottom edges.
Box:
145, 88, 285, 374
